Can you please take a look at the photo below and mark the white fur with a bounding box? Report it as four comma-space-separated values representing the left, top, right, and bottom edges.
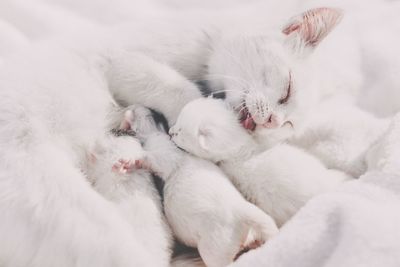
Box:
84, 134, 172, 267
291, 96, 390, 177
106, 50, 202, 125
0, 35, 203, 265
139, 132, 278, 267
205, 7, 361, 133
171, 98, 349, 226
0, 45, 162, 266
366, 112, 400, 176
62, 6, 360, 133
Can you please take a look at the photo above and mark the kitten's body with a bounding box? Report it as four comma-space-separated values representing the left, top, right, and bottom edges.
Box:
0, 46, 158, 266
170, 98, 349, 226
141, 133, 278, 267
84, 133, 172, 267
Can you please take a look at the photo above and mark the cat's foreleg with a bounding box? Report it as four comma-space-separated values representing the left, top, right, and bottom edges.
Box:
107, 51, 202, 125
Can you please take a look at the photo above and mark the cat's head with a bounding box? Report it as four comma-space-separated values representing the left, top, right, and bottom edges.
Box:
169, 98, 252, 162
206, 7, 343, 132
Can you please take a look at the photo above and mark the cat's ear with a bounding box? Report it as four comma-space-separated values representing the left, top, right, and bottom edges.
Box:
283, 7, 343, 55
119, 110, 134, 130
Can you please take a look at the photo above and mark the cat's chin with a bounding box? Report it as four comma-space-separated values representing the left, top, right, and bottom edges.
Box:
252, 122, 294, 149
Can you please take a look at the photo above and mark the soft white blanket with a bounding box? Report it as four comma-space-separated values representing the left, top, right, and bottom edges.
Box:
1, 0, 400, 266
232, 171, 400, 267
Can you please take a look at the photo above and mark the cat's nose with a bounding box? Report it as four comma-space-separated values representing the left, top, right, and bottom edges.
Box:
263, 114, 279, 129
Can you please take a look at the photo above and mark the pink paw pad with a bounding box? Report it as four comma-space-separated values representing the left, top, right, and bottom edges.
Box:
112, 159, 135, 174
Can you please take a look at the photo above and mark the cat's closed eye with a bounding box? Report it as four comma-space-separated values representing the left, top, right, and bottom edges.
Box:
278, 72, 292, 105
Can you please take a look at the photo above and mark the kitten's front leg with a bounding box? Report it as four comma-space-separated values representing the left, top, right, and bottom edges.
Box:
111, 158, 152, 176
112, 158, 136, 174
130, 133, 183, 180
106, 51, 202, 125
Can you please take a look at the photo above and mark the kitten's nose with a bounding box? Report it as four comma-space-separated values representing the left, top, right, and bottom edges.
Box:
263, 114, 279, 129
168, 128, 175, 137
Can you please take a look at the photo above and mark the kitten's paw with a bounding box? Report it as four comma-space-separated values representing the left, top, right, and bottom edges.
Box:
134, 158, 151, 171
234, 239, 265, 261
112, 159, 135, 174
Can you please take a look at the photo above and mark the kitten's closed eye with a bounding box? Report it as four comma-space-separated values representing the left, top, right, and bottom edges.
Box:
278, 72, 292, 105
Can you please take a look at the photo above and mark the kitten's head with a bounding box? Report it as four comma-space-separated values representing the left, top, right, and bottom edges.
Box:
207, 7, 343, 132
169, 98, 252, 162
119, 105, 168, 138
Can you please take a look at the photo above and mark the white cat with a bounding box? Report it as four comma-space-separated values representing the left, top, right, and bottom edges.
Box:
84, 106, 173, 267
0, 40, 200, 265
203, 7, 357, 134
170, 98, 349, 226
127, 109, 278, 267
76, 7, 354, 134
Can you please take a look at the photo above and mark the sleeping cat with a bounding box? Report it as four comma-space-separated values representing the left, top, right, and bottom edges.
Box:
125, 105, 278, 267
84, 7, 352, 133
204, 7, 348, 133
170, 98, 349, 226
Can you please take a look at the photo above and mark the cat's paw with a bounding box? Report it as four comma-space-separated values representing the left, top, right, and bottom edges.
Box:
112, 159, 135, 174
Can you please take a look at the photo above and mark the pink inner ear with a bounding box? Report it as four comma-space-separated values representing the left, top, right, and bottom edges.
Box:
282, 7, 343, 47
119, 120, 130, 130
119, 110, 134, 130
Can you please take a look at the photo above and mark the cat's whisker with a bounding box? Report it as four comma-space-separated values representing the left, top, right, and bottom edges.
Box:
233, 101, 247, 111
237, 105, 247, 115
207, 88, 246, 96
204, 74, 250, 89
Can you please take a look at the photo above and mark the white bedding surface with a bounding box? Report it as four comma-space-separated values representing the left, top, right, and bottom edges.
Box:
1, 1, 400, 266
232, 172, 400, 267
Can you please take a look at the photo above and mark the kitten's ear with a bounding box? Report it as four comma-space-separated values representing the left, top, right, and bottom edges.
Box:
198, 125, 212, 151
283, 7, 343, 55
119, 110, 134, 130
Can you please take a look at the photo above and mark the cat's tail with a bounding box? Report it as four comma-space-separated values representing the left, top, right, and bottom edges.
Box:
238, 204, 279, 254
170, 253, 206, 267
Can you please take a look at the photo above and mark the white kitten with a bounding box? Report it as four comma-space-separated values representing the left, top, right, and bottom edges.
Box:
170, 98, 349, 226
84, 107, 173, 267
128, 113, 278, 267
